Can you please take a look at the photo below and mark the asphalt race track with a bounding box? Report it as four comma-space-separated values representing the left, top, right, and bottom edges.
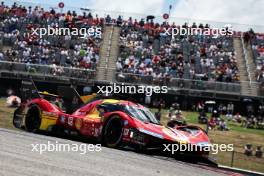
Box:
0, 128, 235, 176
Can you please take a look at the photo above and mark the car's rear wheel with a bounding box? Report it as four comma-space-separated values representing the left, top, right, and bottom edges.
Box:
103, 116, 123, 148
25, 105, 41, 132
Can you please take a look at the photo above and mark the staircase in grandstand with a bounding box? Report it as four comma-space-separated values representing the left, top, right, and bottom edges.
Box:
106, 26, 120, 81
234, 37, 258, 96
240, 35, 260, 97
245, 40, 261, 96
96, 26, 113, 81
96, 26, 120, 82
245, 40, 258, 83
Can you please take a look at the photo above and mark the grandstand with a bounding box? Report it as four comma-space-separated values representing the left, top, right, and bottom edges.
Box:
0, 1, 263, 102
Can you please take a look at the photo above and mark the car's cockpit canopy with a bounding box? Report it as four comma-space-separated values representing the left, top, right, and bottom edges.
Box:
97, 103, 160, 125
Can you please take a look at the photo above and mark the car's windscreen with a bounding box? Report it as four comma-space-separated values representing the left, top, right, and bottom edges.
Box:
124, 105, 159, 124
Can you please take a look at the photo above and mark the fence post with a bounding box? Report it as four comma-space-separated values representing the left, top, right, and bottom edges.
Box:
231, 150, 235, 167
205, 118, 209, 134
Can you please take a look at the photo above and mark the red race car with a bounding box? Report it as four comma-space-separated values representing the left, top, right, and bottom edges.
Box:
13, 80, 212, 160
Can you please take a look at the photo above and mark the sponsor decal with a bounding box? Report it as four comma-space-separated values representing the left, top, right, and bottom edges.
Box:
123, 128, 129, 136
68, 117, 73, 126
75, 118, 82, 130
60, 115, 65, 124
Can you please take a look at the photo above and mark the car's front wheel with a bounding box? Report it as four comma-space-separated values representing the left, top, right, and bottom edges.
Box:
103, 115, 123, 148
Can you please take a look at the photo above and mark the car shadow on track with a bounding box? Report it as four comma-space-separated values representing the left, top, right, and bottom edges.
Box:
37, 130, 218, 168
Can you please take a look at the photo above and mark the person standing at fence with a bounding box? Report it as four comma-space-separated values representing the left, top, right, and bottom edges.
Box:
226, 102, 234, 120
144, 94, 151, 107
155, 108, 161, 122
244, 144, 253, 156
255, 146, 263, 158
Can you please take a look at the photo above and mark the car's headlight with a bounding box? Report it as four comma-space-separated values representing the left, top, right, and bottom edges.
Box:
138, 128, 164, 139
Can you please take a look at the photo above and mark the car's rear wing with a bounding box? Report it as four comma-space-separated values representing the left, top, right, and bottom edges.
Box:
20, 79, 85, 113
57, 86, 84, 113
20, 79, 40, 102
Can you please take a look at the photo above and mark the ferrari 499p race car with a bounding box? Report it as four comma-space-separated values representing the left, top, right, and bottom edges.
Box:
13, 80, 213, 161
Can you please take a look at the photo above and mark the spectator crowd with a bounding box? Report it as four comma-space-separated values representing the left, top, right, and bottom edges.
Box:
250, 33, 264, 83
0, 2, 102, 77
116, 18, 240, 84
1, 1, 264, 92
196, 101, 264, 130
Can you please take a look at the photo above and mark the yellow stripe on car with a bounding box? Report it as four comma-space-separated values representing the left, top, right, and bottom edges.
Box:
39, 115, 58, 130
102, 99, 120, 103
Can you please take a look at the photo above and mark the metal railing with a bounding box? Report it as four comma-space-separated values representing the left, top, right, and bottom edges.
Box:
0, 61, 263, 96
115, 72, 242, 94
114, 72, 264, 97
0, 61, 96, 80
106, 26, 114, 69
241, 33, 252, 85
